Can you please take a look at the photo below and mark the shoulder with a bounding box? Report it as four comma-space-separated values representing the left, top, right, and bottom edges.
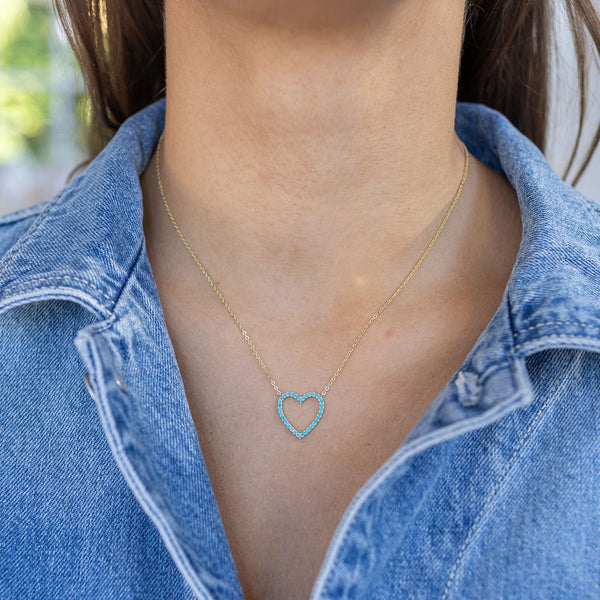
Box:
0, 193, 96, 368
553, 178, 600, 230
0, 197, 56, 260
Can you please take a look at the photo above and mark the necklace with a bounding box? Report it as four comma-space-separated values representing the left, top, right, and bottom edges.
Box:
155, 134, 469, 439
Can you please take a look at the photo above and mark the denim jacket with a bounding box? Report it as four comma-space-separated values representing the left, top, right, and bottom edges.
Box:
1, 99, 599, 600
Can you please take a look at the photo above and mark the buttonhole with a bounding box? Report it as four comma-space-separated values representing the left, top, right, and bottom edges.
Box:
455, 370, 481, 406
114, 373, 128, 393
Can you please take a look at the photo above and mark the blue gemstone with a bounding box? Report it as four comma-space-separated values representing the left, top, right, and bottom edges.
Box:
278, 392, 325, 439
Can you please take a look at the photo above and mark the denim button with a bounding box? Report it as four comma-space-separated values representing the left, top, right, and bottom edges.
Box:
114, 373, 128, 393
454, 370, 481, 406
83, 372, 96, 401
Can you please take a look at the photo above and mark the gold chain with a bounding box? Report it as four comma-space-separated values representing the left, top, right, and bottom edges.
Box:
155, 134, 469, 398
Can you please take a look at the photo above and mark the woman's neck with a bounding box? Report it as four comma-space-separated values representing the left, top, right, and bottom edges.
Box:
143, 0, 471, 315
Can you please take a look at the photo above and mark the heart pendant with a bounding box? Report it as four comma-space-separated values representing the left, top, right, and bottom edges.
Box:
278, 392, 324, 439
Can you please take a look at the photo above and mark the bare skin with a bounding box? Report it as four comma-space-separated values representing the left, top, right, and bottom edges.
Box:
140, 1, 523, 598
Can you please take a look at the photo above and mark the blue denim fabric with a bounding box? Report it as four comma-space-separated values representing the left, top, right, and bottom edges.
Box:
1, 98, 599, 599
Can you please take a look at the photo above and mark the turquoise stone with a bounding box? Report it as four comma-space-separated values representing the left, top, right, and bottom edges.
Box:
278, 392, 325, 439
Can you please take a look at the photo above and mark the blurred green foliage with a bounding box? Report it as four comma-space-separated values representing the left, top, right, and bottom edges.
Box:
0, 1, 81, 164
0, 3, 49, 68
0, 72, 50, 160
0, 2, 50, 162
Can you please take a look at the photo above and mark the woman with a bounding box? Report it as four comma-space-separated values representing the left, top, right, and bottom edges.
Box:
1, 1, 599, 598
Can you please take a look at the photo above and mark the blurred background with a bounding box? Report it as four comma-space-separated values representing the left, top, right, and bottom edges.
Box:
0, 0, 86, 216
0, 0, 599, 217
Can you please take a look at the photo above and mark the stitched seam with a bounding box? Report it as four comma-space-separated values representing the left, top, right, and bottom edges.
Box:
505, 291, 519, 348
514, 333, 600, 351
0, 295, 112, 320
0, 203, 47, 226
454, 362, 511, 393
111, 239, 144, 310
0, 196, 57, 280
90, 315, 117, 333
82, 333, 213, 600
513, 321, 600, 337
2, 275, 116, 307
440, 351, 579, 600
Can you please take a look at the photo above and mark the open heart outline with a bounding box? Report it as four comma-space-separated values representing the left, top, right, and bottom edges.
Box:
277, 392, 325, 439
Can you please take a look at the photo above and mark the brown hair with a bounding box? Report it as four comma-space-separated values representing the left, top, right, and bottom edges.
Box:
54, 0, 600, 184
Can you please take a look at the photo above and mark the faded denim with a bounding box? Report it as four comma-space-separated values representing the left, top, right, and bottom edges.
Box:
1, 99, 599, 599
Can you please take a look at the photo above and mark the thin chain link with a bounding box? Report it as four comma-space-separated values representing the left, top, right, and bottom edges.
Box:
155, 134, 469, 398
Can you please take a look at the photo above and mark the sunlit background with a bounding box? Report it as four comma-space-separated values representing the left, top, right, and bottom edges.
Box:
0, 0, 599, 217
0, 0, 87, 215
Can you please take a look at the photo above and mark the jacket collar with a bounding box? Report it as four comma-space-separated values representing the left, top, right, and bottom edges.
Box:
1, 99, 599, 364
455, 104, 600, 360
0, 99, 164, 319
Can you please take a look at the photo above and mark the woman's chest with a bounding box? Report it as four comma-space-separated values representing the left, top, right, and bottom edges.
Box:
157, 292, 501, 600
181, 366, 439, 600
